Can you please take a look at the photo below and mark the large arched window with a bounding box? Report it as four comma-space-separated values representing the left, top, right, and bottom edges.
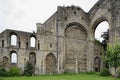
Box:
95, 21, 109, 42
30, 36, 36, 47
11, 34, 17, 46
10, 51, 17, 64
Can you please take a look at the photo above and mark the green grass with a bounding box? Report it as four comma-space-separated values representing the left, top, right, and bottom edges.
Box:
0, 73, 120, 80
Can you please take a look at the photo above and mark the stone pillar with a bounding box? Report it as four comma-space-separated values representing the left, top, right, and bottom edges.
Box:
75, 56, 78, 73
87, 41, 94, 72
35, 51, 41, 75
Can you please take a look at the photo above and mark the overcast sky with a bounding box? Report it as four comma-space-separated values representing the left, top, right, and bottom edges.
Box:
0, 0, 109, 41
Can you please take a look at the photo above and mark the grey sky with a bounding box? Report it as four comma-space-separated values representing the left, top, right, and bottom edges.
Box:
0, 0, 109, 41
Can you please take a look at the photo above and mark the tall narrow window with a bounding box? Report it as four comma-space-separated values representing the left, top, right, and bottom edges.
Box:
2, 40, 4, 48
11, 35, 17, 46
30, 37, 35, 47
11, 52, 17, 63
26, 42, 28, 49
19, 41, 21, 48
38, 43, 39, 50
50, 44, 52, 48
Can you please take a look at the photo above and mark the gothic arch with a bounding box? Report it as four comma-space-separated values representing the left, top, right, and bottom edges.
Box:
46, 53, 57, 74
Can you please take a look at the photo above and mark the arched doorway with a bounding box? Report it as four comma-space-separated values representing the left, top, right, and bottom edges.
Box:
94, 57, 101, 72
46, 53, 57, 74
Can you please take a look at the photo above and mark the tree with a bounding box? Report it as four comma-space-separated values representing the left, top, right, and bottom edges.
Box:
101, 30, 109, 68
104, 43, 120, 77
101, 29, 109, 51
24, 62, 34, 76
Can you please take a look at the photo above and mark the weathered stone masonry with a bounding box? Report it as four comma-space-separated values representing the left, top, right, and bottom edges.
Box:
0, 0, 120, 75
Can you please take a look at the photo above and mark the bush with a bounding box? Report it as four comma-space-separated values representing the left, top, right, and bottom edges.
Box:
117, 72, 120, 78
0, 68, 9, 77
9, 66, 21, 76
116, 68, 120, 78
100, 68, 111, 76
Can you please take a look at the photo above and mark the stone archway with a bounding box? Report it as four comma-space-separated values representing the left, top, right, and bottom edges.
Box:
46, 53, 57, 74
94, 57, 101, 72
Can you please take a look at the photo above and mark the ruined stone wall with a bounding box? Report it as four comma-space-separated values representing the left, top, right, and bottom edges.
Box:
0, 29, 38, 72
0, 0, 120, 75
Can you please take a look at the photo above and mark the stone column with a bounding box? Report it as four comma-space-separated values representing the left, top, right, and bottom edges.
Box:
87, 40, 94, 72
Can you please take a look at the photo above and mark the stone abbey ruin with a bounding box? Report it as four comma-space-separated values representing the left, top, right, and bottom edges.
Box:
0, 0, 120, 75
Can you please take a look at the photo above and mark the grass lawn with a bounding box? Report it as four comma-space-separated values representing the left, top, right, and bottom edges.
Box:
0, 73, 120, 80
